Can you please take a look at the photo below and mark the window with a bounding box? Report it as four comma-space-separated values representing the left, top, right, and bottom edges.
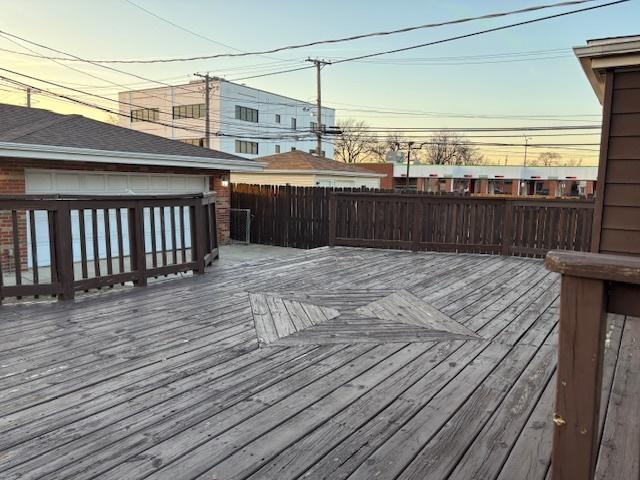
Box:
291, 147, 297, 151
178, 138, 206, 147
172, 104, 205, 119
309, 148, 326, 157
310, 121, 318, 131
130, 108, 159, 122
235, 140, 258, 155
275, 145, 281, 153
275, 114, 281, 123
235, 105, 258, 123
291, 117, 297, 130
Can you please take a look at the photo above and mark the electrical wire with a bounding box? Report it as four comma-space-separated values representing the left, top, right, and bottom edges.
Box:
331, 0, 629, 65
0, 0, 603, 64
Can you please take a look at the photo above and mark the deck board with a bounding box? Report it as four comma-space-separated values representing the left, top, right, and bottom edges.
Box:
0, 247, 633, 480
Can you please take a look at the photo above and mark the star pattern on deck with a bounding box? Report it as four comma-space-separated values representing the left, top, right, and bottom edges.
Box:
248, 289, 480, 347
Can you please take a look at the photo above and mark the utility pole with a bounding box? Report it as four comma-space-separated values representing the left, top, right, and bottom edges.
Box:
406, 141, 414, 190
194, 73, 212, 148
26, 87, 31, 108
306, 58, 331, 157
523, 136, 531, 166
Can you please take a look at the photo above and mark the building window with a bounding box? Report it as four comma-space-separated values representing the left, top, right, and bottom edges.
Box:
291, 147, 297, 151
310, 121, 317, 131
309, 148, 326, 157
172, 104, 206, 119
131, 108, 159, 122
275, 145, 281, 153
178, 138, 206, 147
275, 114, 281, 123
291, 118, 297, 130
235, 105, 258, 123
235, 140, 258, 155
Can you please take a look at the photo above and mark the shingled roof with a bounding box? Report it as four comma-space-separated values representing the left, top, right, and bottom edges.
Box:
257, 151, 381, 175
0, 103, 246, 162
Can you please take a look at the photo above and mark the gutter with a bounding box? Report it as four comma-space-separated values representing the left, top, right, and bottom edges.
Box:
0, 142, 264, 173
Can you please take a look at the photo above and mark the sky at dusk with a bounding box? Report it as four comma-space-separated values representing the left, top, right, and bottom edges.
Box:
1, 0, 639, 164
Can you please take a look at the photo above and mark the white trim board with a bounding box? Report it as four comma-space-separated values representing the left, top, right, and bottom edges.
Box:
0, 141, 264, 172
25, 169, 209, 195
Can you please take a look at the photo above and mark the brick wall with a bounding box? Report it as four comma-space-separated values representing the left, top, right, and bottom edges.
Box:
0, 163, 27, 272
210, 174, 230, 244
358, 163, 394, 189
0, 158, 232, 265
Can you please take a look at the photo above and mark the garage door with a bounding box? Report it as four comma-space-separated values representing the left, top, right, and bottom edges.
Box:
25, 169, 209, 195
25, 170, 209, 267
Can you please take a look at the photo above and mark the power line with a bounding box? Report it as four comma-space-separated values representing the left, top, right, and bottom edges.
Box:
190, 0, 630, 82
0, 68, 601, 141
332, 0, 629, 65
122, 0, 290, 62
0, 0, 601, 64
0, 75, 318, 141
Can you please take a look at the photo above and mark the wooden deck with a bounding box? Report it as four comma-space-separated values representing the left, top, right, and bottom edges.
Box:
0, 247, 636, 479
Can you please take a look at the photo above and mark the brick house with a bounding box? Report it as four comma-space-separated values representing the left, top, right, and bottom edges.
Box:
0, 103, 262, 269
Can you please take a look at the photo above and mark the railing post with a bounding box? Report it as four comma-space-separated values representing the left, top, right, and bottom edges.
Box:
328, 192, 337, 247
551, 274, 607, 480
191, 198, 206, 274
54, 202, 74, 301
129, 201, 147, 287
501, 200, 514, 256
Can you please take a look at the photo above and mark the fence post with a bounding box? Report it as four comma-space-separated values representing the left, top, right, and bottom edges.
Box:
412, 197, 423, 252
501, 200, 514, 256
128, 201, 147, 287
328, 193, 337, 247
54, 202, 75, 300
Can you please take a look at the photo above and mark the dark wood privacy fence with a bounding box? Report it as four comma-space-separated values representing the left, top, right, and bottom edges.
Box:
232, 183, 345, 249
0, 194, 217, 302
330, 192, 593, 257
232, 184, 594, 257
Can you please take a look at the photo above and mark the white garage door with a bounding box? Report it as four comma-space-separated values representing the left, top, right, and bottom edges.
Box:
24, 169, 209, 268
25, 169, 209, 195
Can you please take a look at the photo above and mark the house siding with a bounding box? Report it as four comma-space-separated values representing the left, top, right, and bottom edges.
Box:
596, 68, 640, 255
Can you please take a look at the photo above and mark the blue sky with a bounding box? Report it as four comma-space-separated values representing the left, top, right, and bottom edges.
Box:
0, 0, 638, 164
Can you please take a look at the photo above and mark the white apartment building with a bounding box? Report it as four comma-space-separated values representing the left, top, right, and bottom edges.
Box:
118, 77, 336, 159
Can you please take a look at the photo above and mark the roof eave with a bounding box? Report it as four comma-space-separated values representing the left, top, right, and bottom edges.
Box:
574, 37, 640, 104
0, 142, 264, 172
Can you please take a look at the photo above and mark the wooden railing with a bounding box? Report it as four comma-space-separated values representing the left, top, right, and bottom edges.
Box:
0, 193, 218, 302
329, 192, 594, 257
545, 250, 640, 479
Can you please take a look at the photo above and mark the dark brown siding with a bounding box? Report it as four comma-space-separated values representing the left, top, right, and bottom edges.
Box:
593, 68, 640, 255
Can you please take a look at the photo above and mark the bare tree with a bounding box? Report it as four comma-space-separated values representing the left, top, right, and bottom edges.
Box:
333, 119, 376, 163
422, 131, 485, 165
563, 157, 583, 166
530, 151, 561, 166
368, 131, 405, 163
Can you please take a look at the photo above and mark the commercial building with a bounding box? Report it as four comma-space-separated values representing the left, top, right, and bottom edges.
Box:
358, 163, 598, 196
118, 78, 335, 160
